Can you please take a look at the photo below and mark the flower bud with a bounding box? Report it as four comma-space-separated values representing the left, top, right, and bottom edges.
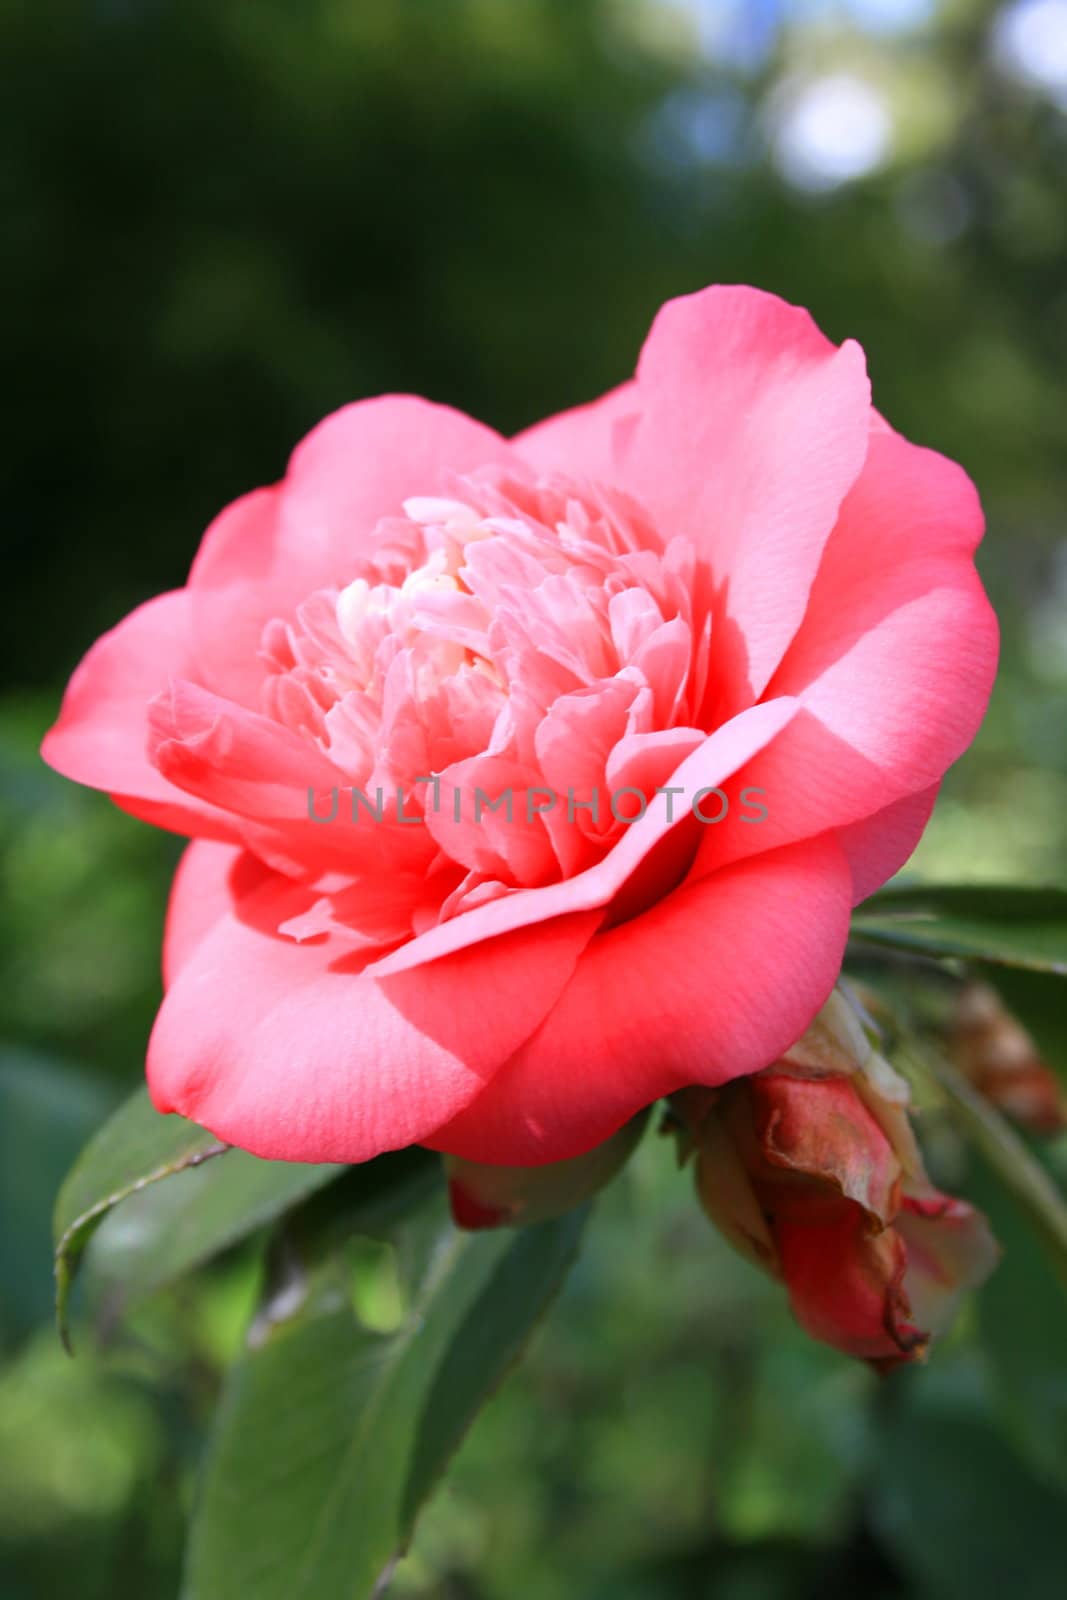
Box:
949, 982, 1067, 1135
445, 1112, 648, 1230
674, 987, 998, 1369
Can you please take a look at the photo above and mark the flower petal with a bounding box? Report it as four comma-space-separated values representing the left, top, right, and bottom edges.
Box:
775, 1205, 924, 1367
428, 833, 853, 1165
162, 840, 271, 988
41, 590, 238, 840
896, 1192, 1000, 1335
512, 381, 640, 481
835, 783, 940, 905
769, 428, 996, 809
147, 868, 601, 1163
147, 679, 361, 877
749, 1072, 901, 1227
691, 428, 997, 897
370, 696, 801, 977
620, 286, 872, 707
190, 398, 517, 705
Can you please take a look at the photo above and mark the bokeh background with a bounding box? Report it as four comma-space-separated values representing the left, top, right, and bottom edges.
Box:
3, 1, 1067, 1596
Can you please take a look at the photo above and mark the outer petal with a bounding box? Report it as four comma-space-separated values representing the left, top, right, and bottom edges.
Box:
896, 1193, 1000, 1335
750, 1073, 901, 1226
690, 1108, 781, 1276
766, 429, 995, 816
41, 591, 238, 840
190, 398, 517, 706
162, 840, 271, 988
774, 607, 996, 811
428, 834, 853, 1165
446, 1113, 648, 1230
184, 489, 282, 710
147, 868, 602, 1163
835, 783, 940, 905
691, 428, 998, 895
775, 1206, 923, 1367
771, 427, 993, 694
620, 286, 872, 707
512, 381, 640, 481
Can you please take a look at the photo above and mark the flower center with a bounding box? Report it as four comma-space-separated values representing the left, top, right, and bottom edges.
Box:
259, 469, 713, 908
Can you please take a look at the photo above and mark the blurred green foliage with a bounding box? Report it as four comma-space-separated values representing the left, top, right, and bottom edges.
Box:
3, 0, 1067, 1596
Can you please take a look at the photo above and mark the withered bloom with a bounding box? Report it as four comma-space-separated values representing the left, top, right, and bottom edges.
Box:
674, 989, 999, 1369
950, 982, 1067, 1136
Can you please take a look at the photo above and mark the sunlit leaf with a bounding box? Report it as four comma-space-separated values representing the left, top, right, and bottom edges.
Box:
853, 886, 1067, 975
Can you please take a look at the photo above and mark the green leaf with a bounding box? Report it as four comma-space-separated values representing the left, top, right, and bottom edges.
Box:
286, 1146, 443, 1264
182, 1203, 587, 1600
853, 885, 1067, 974
83, 1143, 347, 1336
54, 1089, 224, 1347
53, 1088, 340, 1348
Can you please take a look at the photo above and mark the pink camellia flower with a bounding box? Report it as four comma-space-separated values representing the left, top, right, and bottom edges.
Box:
43, 287, 997, 1167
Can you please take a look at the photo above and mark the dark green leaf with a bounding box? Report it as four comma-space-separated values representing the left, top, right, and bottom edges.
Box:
54, 1094, 337, 1344
54, 1089, 226, 1347
853, 885, 1067, 975
182, 1204, 587, 1600
286, 1146, 443, 1264
83, 1142, 346, 1335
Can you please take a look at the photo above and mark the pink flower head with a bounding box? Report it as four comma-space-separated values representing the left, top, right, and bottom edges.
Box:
43, 287, 998, 1166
